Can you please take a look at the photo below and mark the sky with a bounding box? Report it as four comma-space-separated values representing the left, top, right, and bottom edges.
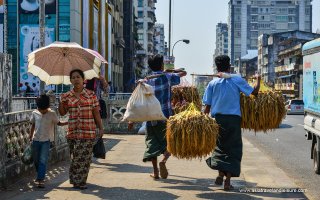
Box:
155, 0, 320, 81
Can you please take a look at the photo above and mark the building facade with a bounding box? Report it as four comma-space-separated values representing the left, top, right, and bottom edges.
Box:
134, 0, 157, 70
154, 23, 165, 55
213, 22, 228, 72
109, 0, 124, 92
234, 49, 258, 79
258, 30, 319, 85
228, 0, 312, 65
123, 0, 135, 92
3, 0, 111, 94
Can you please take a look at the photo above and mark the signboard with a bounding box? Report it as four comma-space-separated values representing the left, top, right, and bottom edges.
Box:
303, 52, 320, 112
19, 24, 55, 91
18, 0, 56, 14
164, 56, 175, 70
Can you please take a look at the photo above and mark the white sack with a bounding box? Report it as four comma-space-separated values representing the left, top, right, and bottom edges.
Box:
123, 83, 166, 122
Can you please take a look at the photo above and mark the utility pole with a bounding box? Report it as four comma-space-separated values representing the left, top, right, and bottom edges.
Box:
168, 0, 172, 58
39, 0, 45, 93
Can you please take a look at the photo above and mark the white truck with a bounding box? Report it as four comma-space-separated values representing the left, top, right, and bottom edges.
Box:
302, 38, 320, 174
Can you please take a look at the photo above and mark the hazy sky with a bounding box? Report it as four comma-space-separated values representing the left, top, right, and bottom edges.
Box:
155, 0, 320, 81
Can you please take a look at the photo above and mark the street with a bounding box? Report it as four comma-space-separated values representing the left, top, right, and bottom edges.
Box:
244, 114, 320, 200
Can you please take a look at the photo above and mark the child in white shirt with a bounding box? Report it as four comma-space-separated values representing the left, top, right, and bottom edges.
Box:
29, 94, 67, 188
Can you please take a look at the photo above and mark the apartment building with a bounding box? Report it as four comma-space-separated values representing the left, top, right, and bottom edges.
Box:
213, 23, 228, 72
154, 23, 165, 55
228, 0, 312, 65
258, 30, 319, 84
134, 0, 157, 69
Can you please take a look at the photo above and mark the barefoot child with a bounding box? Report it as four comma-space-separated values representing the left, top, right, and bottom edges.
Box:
29, 94, 68, 188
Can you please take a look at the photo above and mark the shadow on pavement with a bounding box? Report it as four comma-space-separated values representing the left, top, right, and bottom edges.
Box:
0, 161, 69, 200
103, 138, 123, 152
58, 184, 179, 200
197, 192, 263, 200
95, 163, 153, 173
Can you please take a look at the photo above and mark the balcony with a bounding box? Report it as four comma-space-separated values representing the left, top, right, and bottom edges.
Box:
274, 83, 295, 91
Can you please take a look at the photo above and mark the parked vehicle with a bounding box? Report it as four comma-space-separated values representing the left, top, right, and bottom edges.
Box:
285, 99, 304, 114
302, 38, 320, 174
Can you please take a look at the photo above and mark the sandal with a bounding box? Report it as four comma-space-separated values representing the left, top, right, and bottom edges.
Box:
73, 184, 87, 190
224, 179, 234, 191
159, 161, 168, 179
150, 174, 160, 179
37, 180, 45, 188
215, 176, 224, 185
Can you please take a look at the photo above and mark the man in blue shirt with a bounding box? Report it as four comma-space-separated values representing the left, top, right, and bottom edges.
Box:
144, 54, 186, 180
203, 55, 260, 190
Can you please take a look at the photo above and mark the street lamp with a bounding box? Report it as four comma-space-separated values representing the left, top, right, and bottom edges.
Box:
172, 39, 190, 57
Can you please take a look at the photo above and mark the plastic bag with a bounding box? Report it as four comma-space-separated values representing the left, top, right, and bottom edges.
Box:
138, 122, 147, 135
93, 138, 106, 159
123, 83, 166, 122
21, 144, 33, 165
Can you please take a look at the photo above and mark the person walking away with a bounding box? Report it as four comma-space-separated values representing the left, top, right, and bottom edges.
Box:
29, 94, 68, 188
58, 69, 103, 190
133, 54, 187, 179
25, 82, 34, 97
203, 55, 261, 190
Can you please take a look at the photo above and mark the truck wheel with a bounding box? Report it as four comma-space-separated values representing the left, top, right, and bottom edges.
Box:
313, 144, 320, 174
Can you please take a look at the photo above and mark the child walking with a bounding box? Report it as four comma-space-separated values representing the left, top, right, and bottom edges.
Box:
29, 94, 67, 188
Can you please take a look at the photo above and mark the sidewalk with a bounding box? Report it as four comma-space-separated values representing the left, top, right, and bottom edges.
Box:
0, 134, 308, 200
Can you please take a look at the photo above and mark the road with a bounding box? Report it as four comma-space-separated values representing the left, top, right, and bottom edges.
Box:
243, 114, 319, 200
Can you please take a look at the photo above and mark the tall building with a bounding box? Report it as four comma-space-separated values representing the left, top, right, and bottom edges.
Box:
2, 0, 111, 94
109, 0, 125, 92
123, 0, 139, 92
134, 0, 157, 69
154, 23, 165, 55
213, 22, 228, 72
228, 0, 312, 65
258, 30, 319, 84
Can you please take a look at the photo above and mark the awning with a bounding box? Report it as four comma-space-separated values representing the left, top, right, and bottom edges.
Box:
277, 74, 295, 79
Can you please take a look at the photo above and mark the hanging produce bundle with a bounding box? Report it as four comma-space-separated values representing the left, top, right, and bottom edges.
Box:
166, 103, 219, 159
171, 84, 202, 114
240, 80, 286, 132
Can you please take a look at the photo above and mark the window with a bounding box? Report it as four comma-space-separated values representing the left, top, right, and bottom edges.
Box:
138, 11, 143, 18
138, 33, 144, 40
138, 0, 143, 7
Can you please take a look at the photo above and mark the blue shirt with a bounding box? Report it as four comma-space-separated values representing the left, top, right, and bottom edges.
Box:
146, 71, 180, 125
202, 76, 253, 117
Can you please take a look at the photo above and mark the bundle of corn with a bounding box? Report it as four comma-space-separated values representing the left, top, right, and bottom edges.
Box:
240, 90, 286, 132
166, 103, 219, 159
171, 86, 202, 114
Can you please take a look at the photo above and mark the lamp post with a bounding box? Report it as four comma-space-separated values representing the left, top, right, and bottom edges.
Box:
172, 39, 190, 57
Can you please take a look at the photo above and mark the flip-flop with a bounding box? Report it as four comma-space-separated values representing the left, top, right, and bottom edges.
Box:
159, 161, 168, 179
224, 180, 234, 191
37, 181, 45, 188
215, 176, 223, 185
150, 174, 160, 179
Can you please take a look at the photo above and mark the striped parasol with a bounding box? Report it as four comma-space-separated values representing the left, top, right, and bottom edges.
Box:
27, 41, 107, 85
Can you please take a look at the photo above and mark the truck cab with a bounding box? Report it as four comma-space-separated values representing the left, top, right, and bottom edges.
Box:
302, 38, 320, 174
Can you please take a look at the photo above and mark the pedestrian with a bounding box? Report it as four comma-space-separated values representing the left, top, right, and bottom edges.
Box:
130, 54, 187, 179
32, 83, 39, 96
29, 94, 68, 188
203, 55, 261, 190
25, 82, 34, 96
58, 69, 103, 190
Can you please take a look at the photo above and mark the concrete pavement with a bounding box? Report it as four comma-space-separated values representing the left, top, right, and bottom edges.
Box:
0, 134, 308, 200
